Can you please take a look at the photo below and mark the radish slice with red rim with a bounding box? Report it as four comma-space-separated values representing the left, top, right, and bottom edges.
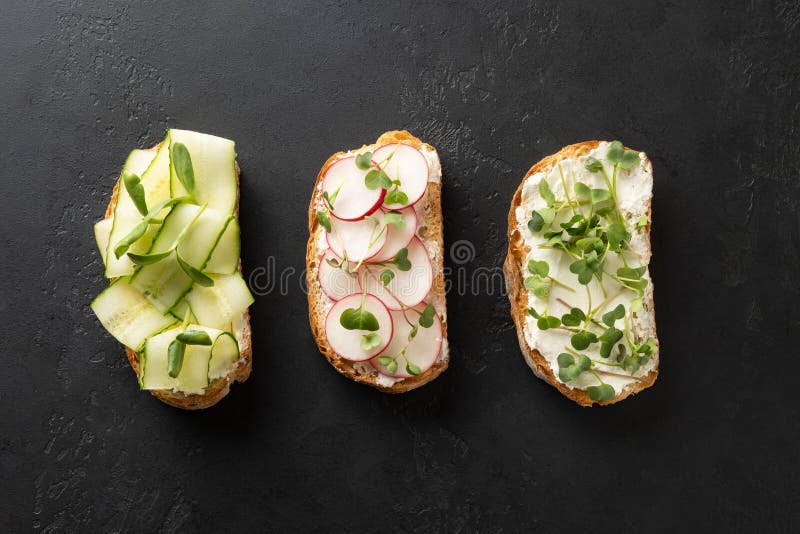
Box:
326, 215, 387, 264
358, 236, 432, 310
318, 250, 360, 301
321, 156, 385, 221
369, 207, 417, 263
371, 303, 442, 378
372, 144, 429, 210
325, 293, 393, 361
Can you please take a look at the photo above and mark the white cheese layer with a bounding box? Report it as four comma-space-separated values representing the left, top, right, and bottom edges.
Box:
514, 142, 658, 393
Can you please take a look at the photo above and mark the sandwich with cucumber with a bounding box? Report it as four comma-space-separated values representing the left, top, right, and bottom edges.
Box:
91, 130, 254, 409
504, 141, 658, 406
306, 130, 449, 392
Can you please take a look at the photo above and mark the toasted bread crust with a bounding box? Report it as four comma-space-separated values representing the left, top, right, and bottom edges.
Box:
504, 141, 658, 406
104, 144, 252, 410
306, 131, 449, 393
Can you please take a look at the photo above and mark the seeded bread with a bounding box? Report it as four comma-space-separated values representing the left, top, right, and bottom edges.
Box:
504, 141, 658, 406
306, 131, 449, 393
104, 144, 252, 410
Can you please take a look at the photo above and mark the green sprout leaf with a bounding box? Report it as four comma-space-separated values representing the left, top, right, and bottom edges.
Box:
392, 248, 411, 271
176, 330, 213, 345
576, 236, 604, 255
355, 151, 373, 170
528, 259, 549, 277
574, 182, 591, 201
539, 179, 556, 206
127, 250, 173, 266
419, 304, 436, 328
585, 157, 604, 173
171, 142, 196, 195
377, 356, 393, 366
386, 359, 398, 373
587, 383, 615, 402
340, 306, 380, 331
638, 338, 658, 356
571, 330, 598, 350
635, 214, 648, 229
527, 307, 541, 319
113, 220, 149, 259
408, 324, 419, 340
406, 361, 421, 376
176, 253, 214, 287
383, 211, 405, 229
524, 275, 551, 299
167, 339, 186, 378
619, 149, 640, 170
601, 304, 625, 327
569, 250, 600, 285
384, 188, 409, 205
591, 188, 611, 203
537, 315, 561, 330
607, 221, 629, 252
606, 141, 624, 165
380, 268, 395, 286
360, 332, 382, 351
122, 171, 148, 216
316, 210, 332, 233
596, 206, 614, 218
599, 326, 623, 358
365, 169, 392, 190
557, 352, 591, 382
561, 307, 586, 327
616, 266, 648, 295
630, 298, 643, 313
323, 191, 334, 210
528, 210, 544, 232
528, 208, 554, 233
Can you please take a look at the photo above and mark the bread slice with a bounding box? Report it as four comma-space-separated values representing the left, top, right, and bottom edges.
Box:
504, 141, 658, 406
306, 131, 449, 393
104, 144, 252, 410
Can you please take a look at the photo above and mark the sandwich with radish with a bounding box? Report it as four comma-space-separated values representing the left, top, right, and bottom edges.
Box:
91, 130, 254, 409
306, 130, 449, 392
504, 141, 659, 406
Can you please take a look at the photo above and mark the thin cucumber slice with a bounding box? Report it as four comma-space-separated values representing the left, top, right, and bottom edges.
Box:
132, 207, 229, 312
185, 273, 254, 330
140, 325, 240, 393
94, 218, 113, 267
90, 277, 177, 351
205, 217, 240, 274
140, 326, 210, 393
170, 298, 192, 321
168, 129, 237, 214
208, 332, 239, 380
140, 138, 173, 207
104, 149, 159, 278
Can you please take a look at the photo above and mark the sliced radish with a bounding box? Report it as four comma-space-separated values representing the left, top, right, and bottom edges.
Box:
325, 294, 393, 362
322, 156, 385, 221
372, 144, 429, 210
326, 215, 387, 264
317, 250, 360, 301
371, 303, 442, 378
369, 207, 418, 263
358, 236, 433, 310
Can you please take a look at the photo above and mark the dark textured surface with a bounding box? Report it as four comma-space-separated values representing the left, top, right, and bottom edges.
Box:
2, 0, 799, 531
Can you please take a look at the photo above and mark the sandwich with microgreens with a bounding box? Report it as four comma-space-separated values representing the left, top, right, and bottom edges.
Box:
91, 129, 254, 409
306, 130, 449, 392
504, 141, 658, 406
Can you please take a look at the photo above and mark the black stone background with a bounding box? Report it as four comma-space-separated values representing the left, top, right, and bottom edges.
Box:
1, 1, 799, 532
